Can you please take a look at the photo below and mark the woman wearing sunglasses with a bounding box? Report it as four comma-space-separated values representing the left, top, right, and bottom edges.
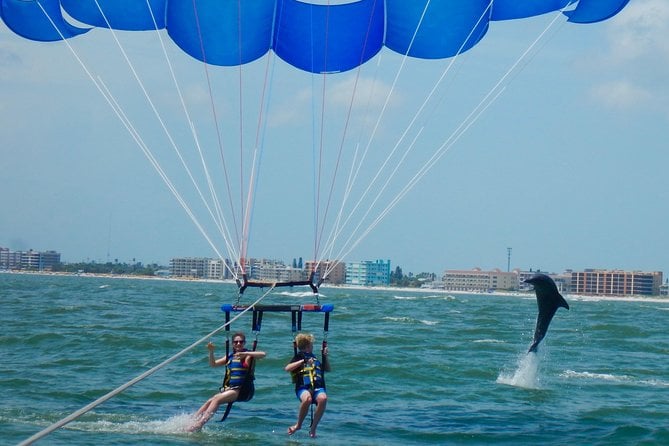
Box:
188, 332, 266, 431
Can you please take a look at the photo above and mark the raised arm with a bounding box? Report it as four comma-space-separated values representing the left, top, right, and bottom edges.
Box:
207, 342, 228, 367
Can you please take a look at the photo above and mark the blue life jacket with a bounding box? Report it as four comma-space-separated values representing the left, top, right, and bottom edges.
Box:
292, 352, 325, 390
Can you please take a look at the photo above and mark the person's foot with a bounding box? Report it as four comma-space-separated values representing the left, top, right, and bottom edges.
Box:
287, 425, 301, 435
186, 412, 209, 432
186, 422, 202, 433
309, 429, 317, 438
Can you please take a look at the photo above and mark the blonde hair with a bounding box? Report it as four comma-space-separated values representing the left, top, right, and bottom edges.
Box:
295, 333, 314, 351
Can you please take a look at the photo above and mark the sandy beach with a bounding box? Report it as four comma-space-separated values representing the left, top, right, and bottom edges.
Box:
3, 269, 667, 303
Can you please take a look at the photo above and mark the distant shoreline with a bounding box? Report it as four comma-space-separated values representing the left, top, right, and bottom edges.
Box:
2, 269, 668, 303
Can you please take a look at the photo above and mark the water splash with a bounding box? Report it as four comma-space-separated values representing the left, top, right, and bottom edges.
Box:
69, 413, 194, 435
497, 352, 541, 389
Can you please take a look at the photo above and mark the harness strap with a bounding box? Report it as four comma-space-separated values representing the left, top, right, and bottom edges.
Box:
220, 401, 234, 422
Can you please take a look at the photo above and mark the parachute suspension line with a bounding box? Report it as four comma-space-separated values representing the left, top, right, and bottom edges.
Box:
322, 1, 494, 263
141, 0, 241, 267
326, 129, 425, 265
309, 0, 435, 266
387, 4, 569, 204
312, 4, 332, 265
349, 1, 491, 201
239, 20, 277, 271
98, 0, 242, 272
190, 0, 244, 260
32, 2, 234, 275
393, 9, 569, 189
18, 286, 275, 446
312, 0, 382, 269
236, 0, 247, 259
318, 55, 385, 269
98, 1, 238, 263
96, 80, 228, 261
331, 2, 568, 260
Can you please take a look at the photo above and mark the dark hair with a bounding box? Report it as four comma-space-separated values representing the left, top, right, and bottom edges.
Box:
232, 332, 246, 342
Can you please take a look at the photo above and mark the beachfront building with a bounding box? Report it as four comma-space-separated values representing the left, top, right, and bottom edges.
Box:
170, 257, 225, 279
0, 247, 21, 269
442, 268, 519, 292
305, 260, 346, 285
257, 262, 307, 283
570, 269, 663, 296
660, 281, 669, 297
0, 247, 61, 271
346, 259, 391, 286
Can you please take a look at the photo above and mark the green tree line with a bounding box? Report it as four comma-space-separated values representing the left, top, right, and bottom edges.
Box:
51, 260, 165, 276
389, 266, 436, 288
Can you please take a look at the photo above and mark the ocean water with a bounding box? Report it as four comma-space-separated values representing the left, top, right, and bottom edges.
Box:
2, 273, 668, 445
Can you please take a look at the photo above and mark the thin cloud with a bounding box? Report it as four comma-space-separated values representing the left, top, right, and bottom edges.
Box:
589, 0, 669, 112
590, 79, 652, 109
606, 0, 669, 64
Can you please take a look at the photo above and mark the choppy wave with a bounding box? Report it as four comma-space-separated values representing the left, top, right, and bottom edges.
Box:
3, 274, 669, 446
382, 316, 439, 326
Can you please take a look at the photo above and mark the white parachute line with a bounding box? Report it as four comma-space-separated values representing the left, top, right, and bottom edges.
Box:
320, 1, 565, 265
143, 1, 240, 262
91, 0, 242, 265
338, 81, 506, 260
386, 13, 568, 202
347, 1, 492, 217
318, 1, 494, 266
312, 2, 434, 265
17, 286, 274, 446
188, 120, 241, 263
142, 0, 229, 237
317, 141, 362, 266
320, 0, 572, 264
32, 1, 235, 270
318, 52, 386, 266
187, 114, 240, 263
334, 81, 507, 261
239, 51, 278, 266
96, 79, 232, 267
336, 1, 433, 207
367, 92, 505, 244
326, 129, 424, 264
313, 0, 394, 263
323, 130, 422, 262
101, 78, 239, 276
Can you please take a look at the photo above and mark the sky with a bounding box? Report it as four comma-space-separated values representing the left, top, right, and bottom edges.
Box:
1, 1, 668, 276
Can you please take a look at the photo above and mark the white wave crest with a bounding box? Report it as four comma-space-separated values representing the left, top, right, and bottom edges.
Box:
382, 316, 438, 326
561, 370, 669, 387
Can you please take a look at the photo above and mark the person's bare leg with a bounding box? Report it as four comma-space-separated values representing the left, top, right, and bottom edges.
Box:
188, 389, 239, 432
288, 392, 312, 435
309, 393, 328, 438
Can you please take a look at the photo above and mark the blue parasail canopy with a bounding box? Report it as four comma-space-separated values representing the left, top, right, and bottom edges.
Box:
1, 0, 630, 73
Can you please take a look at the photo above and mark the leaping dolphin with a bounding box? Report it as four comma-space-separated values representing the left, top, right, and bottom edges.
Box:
524, 273, 569, 353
